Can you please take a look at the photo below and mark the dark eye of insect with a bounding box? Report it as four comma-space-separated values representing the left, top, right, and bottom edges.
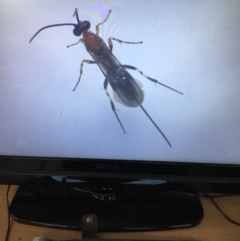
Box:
83, 21, 91, 30
73, 21, 91, 36
73, 27, 82, 36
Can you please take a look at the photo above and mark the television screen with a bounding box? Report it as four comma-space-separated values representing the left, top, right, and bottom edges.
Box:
0, 0, 240, 232
1, 0, 240, 164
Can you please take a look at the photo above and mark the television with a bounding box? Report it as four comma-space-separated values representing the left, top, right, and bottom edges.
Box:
1, 0, 240, 232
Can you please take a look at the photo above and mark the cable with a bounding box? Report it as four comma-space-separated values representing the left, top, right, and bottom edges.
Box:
172, 191, 240, 226
203, 192, 240, 227
5, 185, 11, 241
205, 193, 240, 199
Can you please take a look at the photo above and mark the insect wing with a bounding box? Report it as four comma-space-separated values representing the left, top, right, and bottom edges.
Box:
110, 68, 144, 108
89, 42, 144, 108
113, 75, 144, 107
113, 78, 144, 107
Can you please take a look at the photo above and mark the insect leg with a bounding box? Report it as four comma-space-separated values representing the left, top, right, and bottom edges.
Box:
108, 38, 142, 52
139, 104, 172, 147
96, 10, 112, 35
73, 59, 96, 91
123, 65, 183, 95
104, 79, 126, 133
67, 38, 84, 48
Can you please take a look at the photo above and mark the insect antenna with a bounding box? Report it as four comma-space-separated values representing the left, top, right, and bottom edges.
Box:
29, 23, 76, 43
73, 8, 80, 22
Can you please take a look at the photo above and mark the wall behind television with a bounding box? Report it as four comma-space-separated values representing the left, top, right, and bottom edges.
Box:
0, 0, 240, 164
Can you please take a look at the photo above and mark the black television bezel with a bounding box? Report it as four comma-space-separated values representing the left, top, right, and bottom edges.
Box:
1, 155, 240, 192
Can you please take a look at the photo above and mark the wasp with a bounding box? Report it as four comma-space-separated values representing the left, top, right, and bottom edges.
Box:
30, 9, 183, 147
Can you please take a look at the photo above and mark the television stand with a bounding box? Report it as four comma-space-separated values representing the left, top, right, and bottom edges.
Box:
32, 214, 200, 241
10, 177, 203, 231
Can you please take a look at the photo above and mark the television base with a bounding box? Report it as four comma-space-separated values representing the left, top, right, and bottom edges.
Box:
10, 177, 203, 231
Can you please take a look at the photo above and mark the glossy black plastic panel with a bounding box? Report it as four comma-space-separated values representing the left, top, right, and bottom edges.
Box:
10, 177, 203, 231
